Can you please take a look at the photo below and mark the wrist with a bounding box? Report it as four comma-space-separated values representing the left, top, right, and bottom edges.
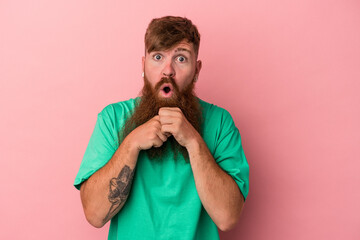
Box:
122, 134, 140, 157
185, 133, 202, 153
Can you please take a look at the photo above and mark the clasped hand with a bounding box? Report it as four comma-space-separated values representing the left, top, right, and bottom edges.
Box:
128, 107, 199, 151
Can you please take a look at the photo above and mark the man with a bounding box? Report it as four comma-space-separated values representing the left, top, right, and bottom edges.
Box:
74, 16, 249, 240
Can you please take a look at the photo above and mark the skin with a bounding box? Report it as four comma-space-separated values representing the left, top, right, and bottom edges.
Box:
80, 40, 245, 231
141, 41, 201, 93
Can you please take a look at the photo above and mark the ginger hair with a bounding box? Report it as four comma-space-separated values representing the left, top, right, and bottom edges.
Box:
144, 16, 201, 58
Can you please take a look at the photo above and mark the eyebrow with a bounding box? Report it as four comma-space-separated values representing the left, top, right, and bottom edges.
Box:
175, 48, 192, 55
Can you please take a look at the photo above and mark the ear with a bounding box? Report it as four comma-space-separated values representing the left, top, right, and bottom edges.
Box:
196, 60, 202, 75
142, 56, 145, 72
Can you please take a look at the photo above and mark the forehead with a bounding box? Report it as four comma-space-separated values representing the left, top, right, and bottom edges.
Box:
147, 40, 195, 55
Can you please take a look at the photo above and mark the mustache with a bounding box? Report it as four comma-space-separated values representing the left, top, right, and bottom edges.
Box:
154, 77, 180, 93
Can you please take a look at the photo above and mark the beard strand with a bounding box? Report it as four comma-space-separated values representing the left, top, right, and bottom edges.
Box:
119, 75, 202, 162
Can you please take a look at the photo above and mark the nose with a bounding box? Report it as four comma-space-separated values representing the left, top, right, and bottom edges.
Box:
162, 60, 175, 77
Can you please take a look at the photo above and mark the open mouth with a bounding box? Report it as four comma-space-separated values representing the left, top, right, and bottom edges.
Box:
160, 84, 173, 97
163, 86, 171, 93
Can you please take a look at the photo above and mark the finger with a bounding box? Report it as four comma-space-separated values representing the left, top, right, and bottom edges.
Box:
156, 130, 168, 142
161, 124, 174, 136
160, 107, 181, 112
159, 107, 182, 116
153, 136, 164, 148
151, 117, 163, 130
159, 115, 176, 125
152, 115, 160, 122
158, 108, 171, 117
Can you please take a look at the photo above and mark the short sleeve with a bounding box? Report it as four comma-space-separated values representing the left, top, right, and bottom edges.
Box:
213, 110, 249, 201
73, 105, 118, 190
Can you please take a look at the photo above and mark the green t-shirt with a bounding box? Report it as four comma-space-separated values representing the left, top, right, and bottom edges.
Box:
74, 98, 249, 240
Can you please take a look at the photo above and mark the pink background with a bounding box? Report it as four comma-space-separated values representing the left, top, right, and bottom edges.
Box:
1, 0, 359, 239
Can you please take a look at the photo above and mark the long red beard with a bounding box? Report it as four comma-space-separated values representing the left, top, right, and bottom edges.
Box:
119, 75, 202, 162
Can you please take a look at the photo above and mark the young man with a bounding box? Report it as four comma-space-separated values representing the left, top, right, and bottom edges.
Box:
74, 16, 249, 240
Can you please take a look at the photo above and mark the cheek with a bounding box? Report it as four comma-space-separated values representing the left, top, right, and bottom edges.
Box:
183, 70, 196, 83
145, 68, 160, 85
177, 77, 194, 92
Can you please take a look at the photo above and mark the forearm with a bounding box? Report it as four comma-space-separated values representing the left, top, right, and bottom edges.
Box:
187, 134, 245, 231
80, 136, 139, 228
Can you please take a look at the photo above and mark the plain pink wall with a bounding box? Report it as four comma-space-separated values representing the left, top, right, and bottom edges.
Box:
1, 0, 359, 239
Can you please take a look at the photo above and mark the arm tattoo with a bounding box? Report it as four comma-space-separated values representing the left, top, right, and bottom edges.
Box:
103, 165, 134, 224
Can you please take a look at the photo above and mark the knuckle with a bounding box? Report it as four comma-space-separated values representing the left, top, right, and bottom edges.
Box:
155, 140, 163, 147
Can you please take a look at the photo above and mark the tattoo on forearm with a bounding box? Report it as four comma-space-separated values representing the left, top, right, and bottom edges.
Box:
103, 165, 134, 224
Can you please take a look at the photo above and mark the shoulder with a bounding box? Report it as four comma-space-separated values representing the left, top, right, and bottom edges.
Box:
199, 98, 235, 130
94, 97, 139, 133
198, 98, 239, 154
99, 97, 139, 120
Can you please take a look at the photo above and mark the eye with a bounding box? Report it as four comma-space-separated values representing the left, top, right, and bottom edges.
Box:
153, 54, 162, 61
177, 56, 186, 62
